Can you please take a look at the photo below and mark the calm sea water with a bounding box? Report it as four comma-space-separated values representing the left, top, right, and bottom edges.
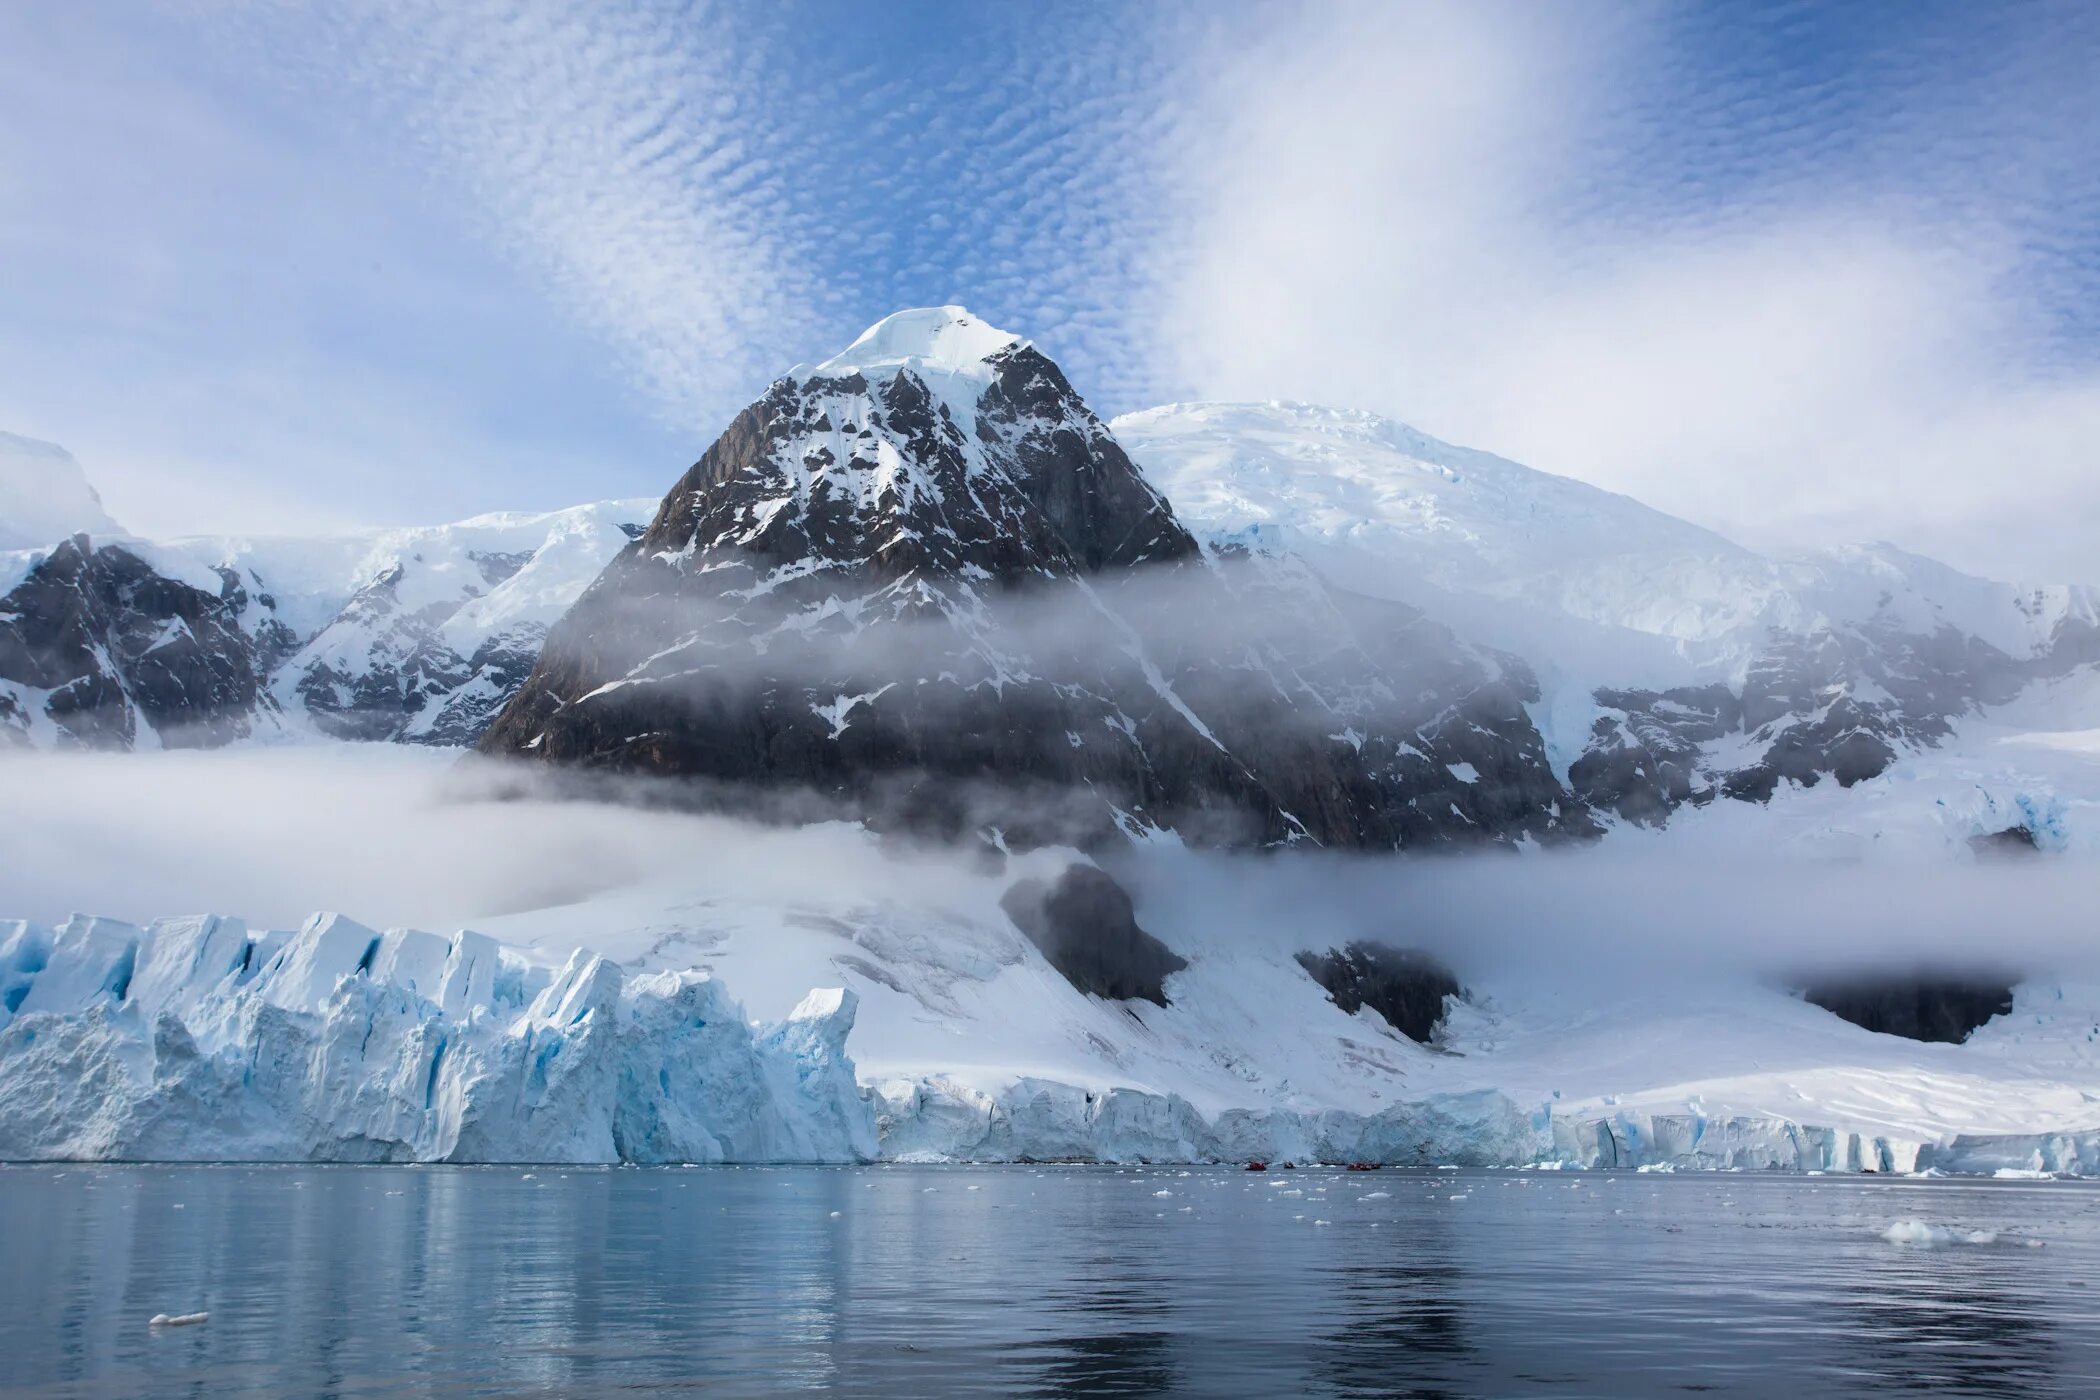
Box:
3, 1163, 2098, 1398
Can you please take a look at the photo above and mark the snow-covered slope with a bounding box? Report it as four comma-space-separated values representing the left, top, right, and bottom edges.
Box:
1115, 402, 2100, 827
791, 303, 1020, 382
9, 838, 2094, 1170
1112, 401, 1778, 680
231, 501, 655, 743
1114, 403, 2097, 677
0, 431, 122, 551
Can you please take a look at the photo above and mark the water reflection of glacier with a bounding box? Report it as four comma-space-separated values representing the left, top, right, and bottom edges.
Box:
2, 1164, 2096, 1397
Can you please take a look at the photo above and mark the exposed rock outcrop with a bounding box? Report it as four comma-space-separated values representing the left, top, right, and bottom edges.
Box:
0, 535, 271, 748
1, 505, 648, 750
1294, 943, 1462, 1044
1000, 865, 1187, 1006
1799, 973, 2017, 1044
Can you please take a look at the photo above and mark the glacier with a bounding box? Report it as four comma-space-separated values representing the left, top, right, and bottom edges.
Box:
5, 895, 2097, 1174
0, 912, 873, 1163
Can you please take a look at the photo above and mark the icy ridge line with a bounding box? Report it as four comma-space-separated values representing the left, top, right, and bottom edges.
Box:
0, 913, 873, 1163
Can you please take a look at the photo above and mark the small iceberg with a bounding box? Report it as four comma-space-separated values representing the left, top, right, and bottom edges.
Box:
1881, 1220, 1998, 1248
149, 1312, 209, 1328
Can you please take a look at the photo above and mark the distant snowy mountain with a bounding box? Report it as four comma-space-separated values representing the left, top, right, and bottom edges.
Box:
1, 499, 652, 749
1116, 402, 2100, 829
480, 308, 1588, 849
0, 431, 122, 550
7, 329, 2096, 852
238, 504, 655, 744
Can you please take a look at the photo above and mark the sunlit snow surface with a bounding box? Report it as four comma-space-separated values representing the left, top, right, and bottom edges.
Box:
793, 305, 1021, 386
1113, 401, 2100, 765
1114, 401, 2095, 672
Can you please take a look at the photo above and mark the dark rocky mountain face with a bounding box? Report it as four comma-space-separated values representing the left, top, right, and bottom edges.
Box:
1573, 615, 2079, 826
1800, 973, 2017, 1044
479, 314, 1594, 851
1001, 865, 1186, 1006
0, 536, 271, 748
1149, 541, 1589, 846
2, 510, 646, 752
1295, 943, 1462, 1044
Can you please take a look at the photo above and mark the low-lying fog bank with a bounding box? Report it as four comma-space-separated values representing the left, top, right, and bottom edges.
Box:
4, 746, 2096, 1171
4, 746, 2093, 988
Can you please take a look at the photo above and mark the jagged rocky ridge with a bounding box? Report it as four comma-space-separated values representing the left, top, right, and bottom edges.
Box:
1, 504, 651, 750
480, 309, 1591, 850
1571, 607, 2100, 823
6, 320, 2096, 843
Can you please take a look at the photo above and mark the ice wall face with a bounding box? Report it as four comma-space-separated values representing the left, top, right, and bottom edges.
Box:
0, 914, 874, 1163
4, 909, 2095, 1172
869, 1077, 2100, 1175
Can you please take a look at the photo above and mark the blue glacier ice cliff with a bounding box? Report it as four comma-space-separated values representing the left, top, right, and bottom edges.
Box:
0, 912, 874, 1163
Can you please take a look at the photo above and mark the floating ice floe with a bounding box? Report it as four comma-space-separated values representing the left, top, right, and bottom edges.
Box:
1881, 1220, 1999, 1248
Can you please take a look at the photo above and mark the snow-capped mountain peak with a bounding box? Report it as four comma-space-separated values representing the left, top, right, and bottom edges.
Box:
0, 431, 123, 551
1113, 399, 2100, 829
792, 305, 1022, 386
482, 326, 1587, 849
1112, 400, 1773, 669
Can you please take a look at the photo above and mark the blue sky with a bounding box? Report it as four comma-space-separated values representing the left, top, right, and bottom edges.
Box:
3, 1, 2096, 579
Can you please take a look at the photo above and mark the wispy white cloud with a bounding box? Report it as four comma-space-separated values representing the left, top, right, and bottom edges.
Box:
197, 1, 1194, 428
0, 2, 689, 535
7, 0, 2096, 582
221, 0, 829, 434
1137, 1, 2100, 581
